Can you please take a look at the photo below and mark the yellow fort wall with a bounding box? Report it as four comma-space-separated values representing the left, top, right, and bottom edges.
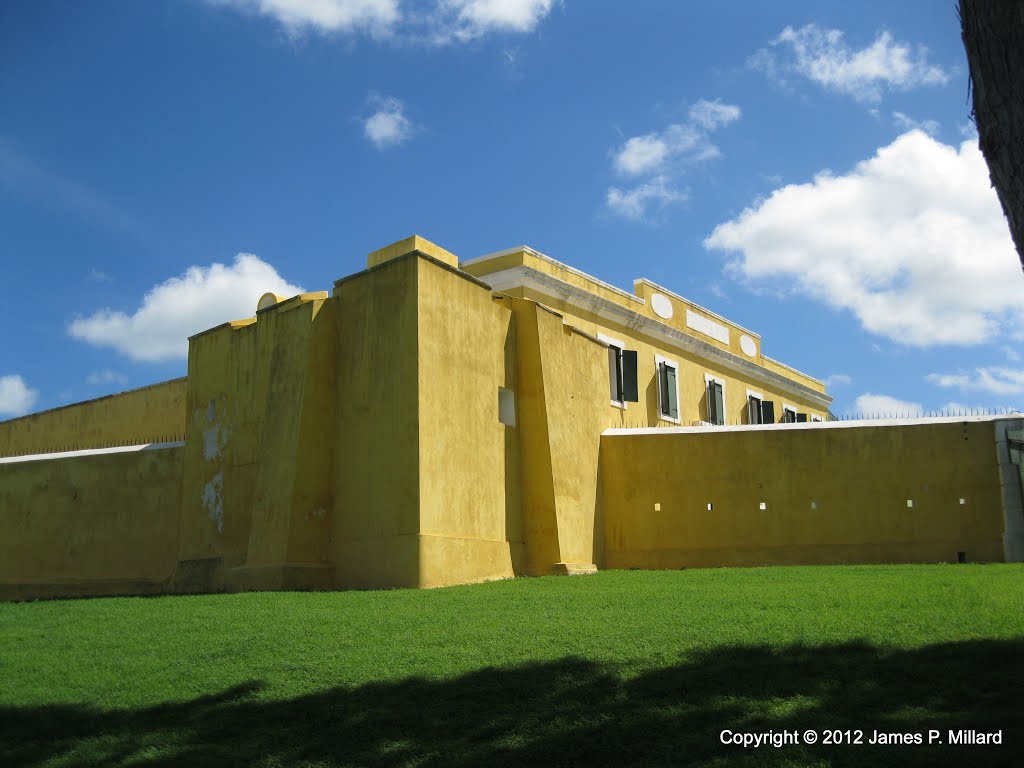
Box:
600, 418, 1020, 569
415, 257, 520, 587
3, 234, 1022, 600
331, 254, 422, 589
0, 446, 184, 599
0, 377, 187, 457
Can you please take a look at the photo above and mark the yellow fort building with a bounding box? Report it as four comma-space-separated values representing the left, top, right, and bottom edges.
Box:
1, 236, 1022, 599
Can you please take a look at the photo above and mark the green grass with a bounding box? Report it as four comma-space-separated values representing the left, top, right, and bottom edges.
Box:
1, 564, 1022, 767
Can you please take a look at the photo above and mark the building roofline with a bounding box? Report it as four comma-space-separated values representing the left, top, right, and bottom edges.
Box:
481, 264, 831, 408
462, 245, 645, 306
632, 277, 760, 339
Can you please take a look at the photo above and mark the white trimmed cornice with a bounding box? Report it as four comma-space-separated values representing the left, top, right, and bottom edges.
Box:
483, 265, 832, 409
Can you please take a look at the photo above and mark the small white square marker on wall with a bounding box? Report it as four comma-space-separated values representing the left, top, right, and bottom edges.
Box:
959, 498, 966, 505
759, 502, 767, 510
906, 499, 914, 508
810, 501, 817, 510
654, 502, 661, 511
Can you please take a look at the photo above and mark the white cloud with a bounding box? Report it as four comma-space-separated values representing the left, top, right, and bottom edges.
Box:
892, 111, 940, 136
705, 130, 1024, 347
752, 24, 949, 103
607, 98, 739, 219
614, 134, 670, 176
87, 370, 128, 387
208, 0, 399, 35
823, 373, 852, 388
69, 254, 303, 362
363, 94, 415, 149
606, 176, 686, 222
853, 393, 923, 416
926, 367, 1024, 396
688, 98, 741, 131
0, 375, 38, 417
206, 0, 555, 43
439, 0, 555, 41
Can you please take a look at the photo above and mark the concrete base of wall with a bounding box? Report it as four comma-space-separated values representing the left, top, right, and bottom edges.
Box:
552, 562, 598, 576
222, 563, 336, 592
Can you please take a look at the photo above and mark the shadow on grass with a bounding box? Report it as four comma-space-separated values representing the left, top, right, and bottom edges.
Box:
3, 639, 1021, 767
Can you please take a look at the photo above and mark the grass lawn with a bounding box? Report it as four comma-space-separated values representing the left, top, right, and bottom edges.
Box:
1, 564, 1022, 767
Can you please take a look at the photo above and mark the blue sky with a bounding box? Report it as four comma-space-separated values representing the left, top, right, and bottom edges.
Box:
2, 0, 1023, 419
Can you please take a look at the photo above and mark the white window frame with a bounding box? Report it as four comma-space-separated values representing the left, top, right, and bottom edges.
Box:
782, 403, 797, 423
598, 332, 628, 410
655, 354, 681, 424
704, 373, 727, 425
810, 415, 823, 423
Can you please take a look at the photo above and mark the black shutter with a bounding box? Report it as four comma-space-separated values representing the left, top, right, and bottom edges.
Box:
748, 395, 762, 424
621, 350, 639, 402
762, 401, 775, 424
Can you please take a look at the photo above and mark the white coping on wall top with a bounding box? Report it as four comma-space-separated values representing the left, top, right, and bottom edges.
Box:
0, 441, 185, 464
462, 246, 644, 305
603, 413, 1024, 436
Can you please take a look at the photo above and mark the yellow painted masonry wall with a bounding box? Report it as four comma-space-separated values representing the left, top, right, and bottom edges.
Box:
415, 257, 519, 587
177, 292, 336, 592
0, 378, 187, 457
600, 420, 1012, 569
506, 298, 609, 574
0, 447, 183, 599
331, 255, 422, 589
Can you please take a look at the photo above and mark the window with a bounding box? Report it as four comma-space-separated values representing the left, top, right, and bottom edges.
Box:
811, 415, 823, 423
498, 387, 516, 427
796, 413, 809, 423
746, 390, 775, 424
598, 334, 638, 407
656, 355, 680, 422
782, 405, 797, 423
705, 374, 726, 425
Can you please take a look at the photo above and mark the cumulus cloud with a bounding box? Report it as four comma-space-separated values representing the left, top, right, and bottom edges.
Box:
927, 367, 1024, 397
209, 0, 400, 36
705, 130, 1024, 347
69, 255, 303, 362
750, 23, 949, 103
363, 94, 415, 149
853, 393, 923, 417
205, 0, 555, 42
0, 375, 38, 417
607, 98, 739, 220
606, 176, 686, 221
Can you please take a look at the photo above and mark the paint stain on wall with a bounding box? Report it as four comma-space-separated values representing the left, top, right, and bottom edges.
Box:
202, 472, 224, 532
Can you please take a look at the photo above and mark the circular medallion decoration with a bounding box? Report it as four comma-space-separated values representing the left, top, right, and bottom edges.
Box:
651, 293, 673, 320
740, 334, 757, 357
